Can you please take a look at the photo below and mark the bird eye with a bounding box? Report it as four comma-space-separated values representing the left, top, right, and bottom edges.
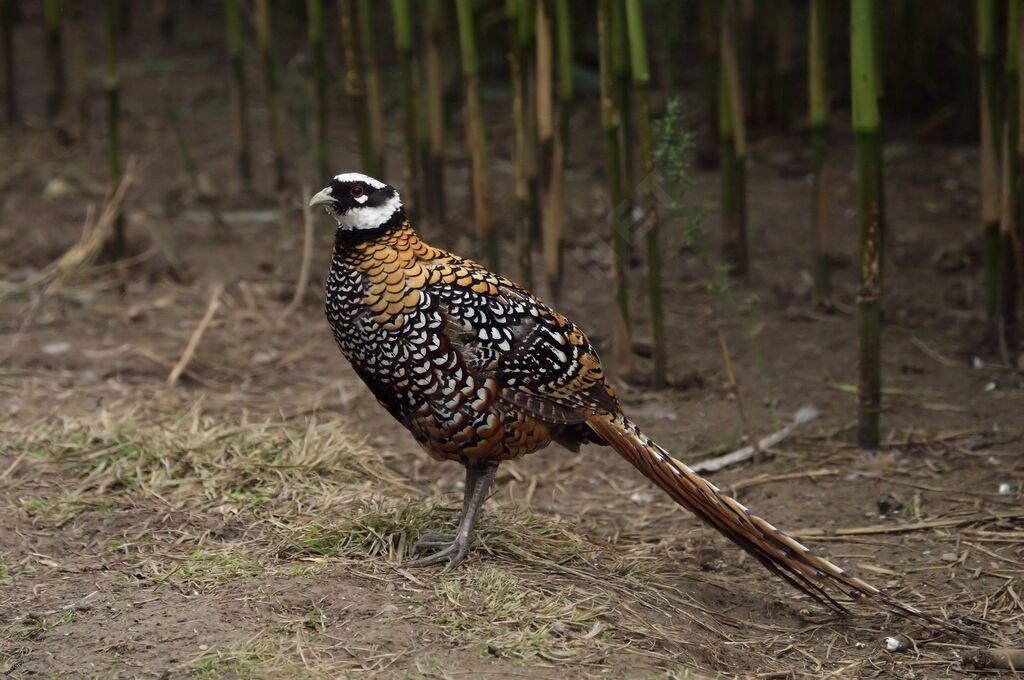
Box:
351, 185, 364, 197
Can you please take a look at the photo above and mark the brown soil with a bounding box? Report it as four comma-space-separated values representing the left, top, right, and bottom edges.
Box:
2, 6, 1023, 679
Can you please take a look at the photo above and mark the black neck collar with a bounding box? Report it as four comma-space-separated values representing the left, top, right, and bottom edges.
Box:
333, 208, 406, 250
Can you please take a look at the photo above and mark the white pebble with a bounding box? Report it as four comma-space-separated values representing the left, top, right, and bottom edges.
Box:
884, 635, 911, 652
629, 491, 654, 505
43, 341, 70, 355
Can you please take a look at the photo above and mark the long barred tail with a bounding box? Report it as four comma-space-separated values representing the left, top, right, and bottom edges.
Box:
587, 412, 957, 628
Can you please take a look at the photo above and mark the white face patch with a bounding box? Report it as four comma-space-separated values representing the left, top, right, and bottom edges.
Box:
333, 172, 385, 189
338, 192, 403, 230
354, 194, 368, 204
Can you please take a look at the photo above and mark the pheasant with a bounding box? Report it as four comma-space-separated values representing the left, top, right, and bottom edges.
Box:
310, 173, 945, 622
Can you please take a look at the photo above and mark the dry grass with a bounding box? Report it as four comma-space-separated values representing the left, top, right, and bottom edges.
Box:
3, 399, 1022, 678
1, 157, 1021, 676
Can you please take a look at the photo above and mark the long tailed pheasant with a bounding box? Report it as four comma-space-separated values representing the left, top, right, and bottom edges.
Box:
310, 173, 940, 621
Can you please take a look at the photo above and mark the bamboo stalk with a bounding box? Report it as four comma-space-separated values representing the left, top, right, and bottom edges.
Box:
102, 0, 124, 259
155, 0, 174, 41
1001, 0, 1020, 352
43, 0, 64, 120
392, 0, 419, 217
809, 0, 831, 301
509, 0, 537, 287
739, 0, 758, 128
611, 0, 633, 250
225, 0, 252, 190
118, 1, 131, 36
455, 0, 498, 269
697, 0, 718, 166
521, 0, 539, 248
64, 1, 88, 138
1, 0, 15, 125
772, 0, 797, 131
553, 0, 572, 159
851, 0, 883, 450
338, 1, 374, 177
979, 0, 1001, 328
719, 0, 748, 279
1018, 0, 1024, 335
256, 0, 287, 191
358, 0, 385, 179
423, 0, 446, 224
624, 0, 665, 387
537, 0, 565, 301
307, 0, 329, 181
598, 0, 632, 376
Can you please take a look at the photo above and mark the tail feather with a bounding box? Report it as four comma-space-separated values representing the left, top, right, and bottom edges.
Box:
587, 412, 962, 629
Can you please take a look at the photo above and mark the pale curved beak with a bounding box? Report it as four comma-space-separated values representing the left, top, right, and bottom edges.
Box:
309, 188, 334, 208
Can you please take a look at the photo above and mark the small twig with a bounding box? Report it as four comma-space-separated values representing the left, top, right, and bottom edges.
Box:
690, 406, 822, 474
134, 346, 215, 388
910, 337, 960, 368
717, 331, 760, 459
167, 284, 223, 386
728, 467, 838, 494
0, 452, 26, 481
2, 162, 135, 300
5, 590, 100, 624
279, 186, 315, 323
789, 510, 1024, 539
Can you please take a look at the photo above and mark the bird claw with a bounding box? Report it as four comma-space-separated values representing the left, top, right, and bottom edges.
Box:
402, 532, 470, 571
411, 532, 455, 552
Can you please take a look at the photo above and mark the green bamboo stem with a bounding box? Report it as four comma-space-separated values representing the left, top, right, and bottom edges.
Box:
256, 0, 286, 191
358, 0, 385, 179
64, 0, 88, 137
719, 0, 748, 278
102, 0, 124, 258
2, 0, 17, 125
520, 0, 539, 248
119, 1, 131, 36
698, 0, 718, 165
307, 0, 329, 180
809, 0, 831, 301
610, 0, 633, 247
538, 0, 565, 302
424, 0, 446, 223
553, 0, 572, 160
455, 0, 498, 270
339, 0, 375, 178
392, 0, 419, 217
772, 0, 797, 131
1018, 0, 1024, 341
156, 0, 175, 41
599, 0, 632, 376
509, 0, 537, 287
740, 0, 758, 126
979, 0, 1001, 326
43, 0, 64, 120
624, 0, 665, 387
1000, 0, 1020, 351
225, 0, 252, 190
851, 0, 883, 450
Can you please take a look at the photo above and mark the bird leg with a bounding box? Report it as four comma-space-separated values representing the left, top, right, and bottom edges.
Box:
404, 460, 498, 570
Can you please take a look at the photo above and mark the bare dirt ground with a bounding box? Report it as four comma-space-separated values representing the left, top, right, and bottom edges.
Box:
2, 6, 1024, 679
